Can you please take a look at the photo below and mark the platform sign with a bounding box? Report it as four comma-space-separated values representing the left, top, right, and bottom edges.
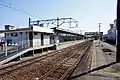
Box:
5, 25, 16, 30
9, 27, 15, 30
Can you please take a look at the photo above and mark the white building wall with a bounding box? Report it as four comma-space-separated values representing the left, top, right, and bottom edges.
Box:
44, 35, 50, 45
55, 36, 59, 44
33, 33, 41, 47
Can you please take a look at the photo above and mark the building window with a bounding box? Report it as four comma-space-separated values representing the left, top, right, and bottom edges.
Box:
7, 34, 9, 36
20, 32, 22, 34
34, 32, 37, 35
13, 33, 17, 36
11, 33, 13, 36
11, 33, 17, 37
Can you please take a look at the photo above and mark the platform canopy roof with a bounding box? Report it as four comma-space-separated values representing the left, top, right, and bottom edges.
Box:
52, 27, 84, 37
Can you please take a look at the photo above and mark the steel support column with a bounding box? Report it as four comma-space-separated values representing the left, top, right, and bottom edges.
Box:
116, 0, 120, 62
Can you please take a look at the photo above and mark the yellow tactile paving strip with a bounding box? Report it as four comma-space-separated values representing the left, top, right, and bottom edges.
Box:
91, 42, 96, 69
90, 41, 104, 80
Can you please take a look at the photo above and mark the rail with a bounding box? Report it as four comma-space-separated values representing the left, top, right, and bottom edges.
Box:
0, 40, 92, 80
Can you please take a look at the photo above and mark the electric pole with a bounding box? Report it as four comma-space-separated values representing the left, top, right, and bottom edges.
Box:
29, 17, 31, 28
98, 23, 101, 45
57, 17, 59, 28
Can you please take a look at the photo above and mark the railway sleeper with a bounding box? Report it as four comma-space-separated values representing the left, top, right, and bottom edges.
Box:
0, 41, 92, 80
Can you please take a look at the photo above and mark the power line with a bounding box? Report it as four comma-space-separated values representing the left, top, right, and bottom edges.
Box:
0, 0, 11, 5
0, 1, 42, 19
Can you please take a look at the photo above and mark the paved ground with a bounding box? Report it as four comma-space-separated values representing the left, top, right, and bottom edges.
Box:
102, 41, 116, 52
72, 40, 120, 80
87, 40, 120, 80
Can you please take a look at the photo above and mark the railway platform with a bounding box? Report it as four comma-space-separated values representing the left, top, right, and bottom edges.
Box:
57, 40, 86, 50
84, 40, 120, 80
18, 40, 86, 62
70, 40, 120, 80
0, 40, 86, 65
102, 41, 116, 52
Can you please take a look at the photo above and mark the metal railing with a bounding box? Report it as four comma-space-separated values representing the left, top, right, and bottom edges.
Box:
0, 40, 31, 61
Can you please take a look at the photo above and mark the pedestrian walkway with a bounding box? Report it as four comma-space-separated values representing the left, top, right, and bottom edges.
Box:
73, 40, 120, 80
89, 40, 120, 80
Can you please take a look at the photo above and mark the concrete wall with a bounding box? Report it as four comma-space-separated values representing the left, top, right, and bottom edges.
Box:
50, 34, 55, 44
33, 33, 51, 46
44, 34, 50, 45
55, 36, 59, 44
33, 33, 41, 47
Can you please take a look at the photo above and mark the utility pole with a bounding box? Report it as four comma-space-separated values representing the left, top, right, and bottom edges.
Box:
29, 17, 31, 28
99, 23, 101, 40
69, 18, 72, 30
98, 23, 101, 45
54, 17, 60, 50
57, 17, 59, 28
116, 0, 120, 62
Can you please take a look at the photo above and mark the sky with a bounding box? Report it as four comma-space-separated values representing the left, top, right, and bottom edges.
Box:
0, 0, 117, 34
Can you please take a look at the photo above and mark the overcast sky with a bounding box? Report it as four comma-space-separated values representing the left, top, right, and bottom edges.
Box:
0, 0, 117, 34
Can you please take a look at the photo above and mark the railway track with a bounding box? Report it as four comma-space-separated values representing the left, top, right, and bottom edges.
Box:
0, 40, 92, 80
69, 42, 93, 80
39, 41, 92, 80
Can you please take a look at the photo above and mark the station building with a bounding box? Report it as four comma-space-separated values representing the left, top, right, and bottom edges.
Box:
3, 25, 54, 50
2, 25, 84, 50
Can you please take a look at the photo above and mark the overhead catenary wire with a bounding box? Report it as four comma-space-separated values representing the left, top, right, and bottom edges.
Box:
0, 0, 11, 5
0, 1, 42, 19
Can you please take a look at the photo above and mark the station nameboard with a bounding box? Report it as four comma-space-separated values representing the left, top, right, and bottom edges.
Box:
5, 25, 16, 30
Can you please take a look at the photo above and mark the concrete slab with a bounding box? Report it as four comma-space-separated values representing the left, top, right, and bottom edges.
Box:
102, 42, 116, 52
